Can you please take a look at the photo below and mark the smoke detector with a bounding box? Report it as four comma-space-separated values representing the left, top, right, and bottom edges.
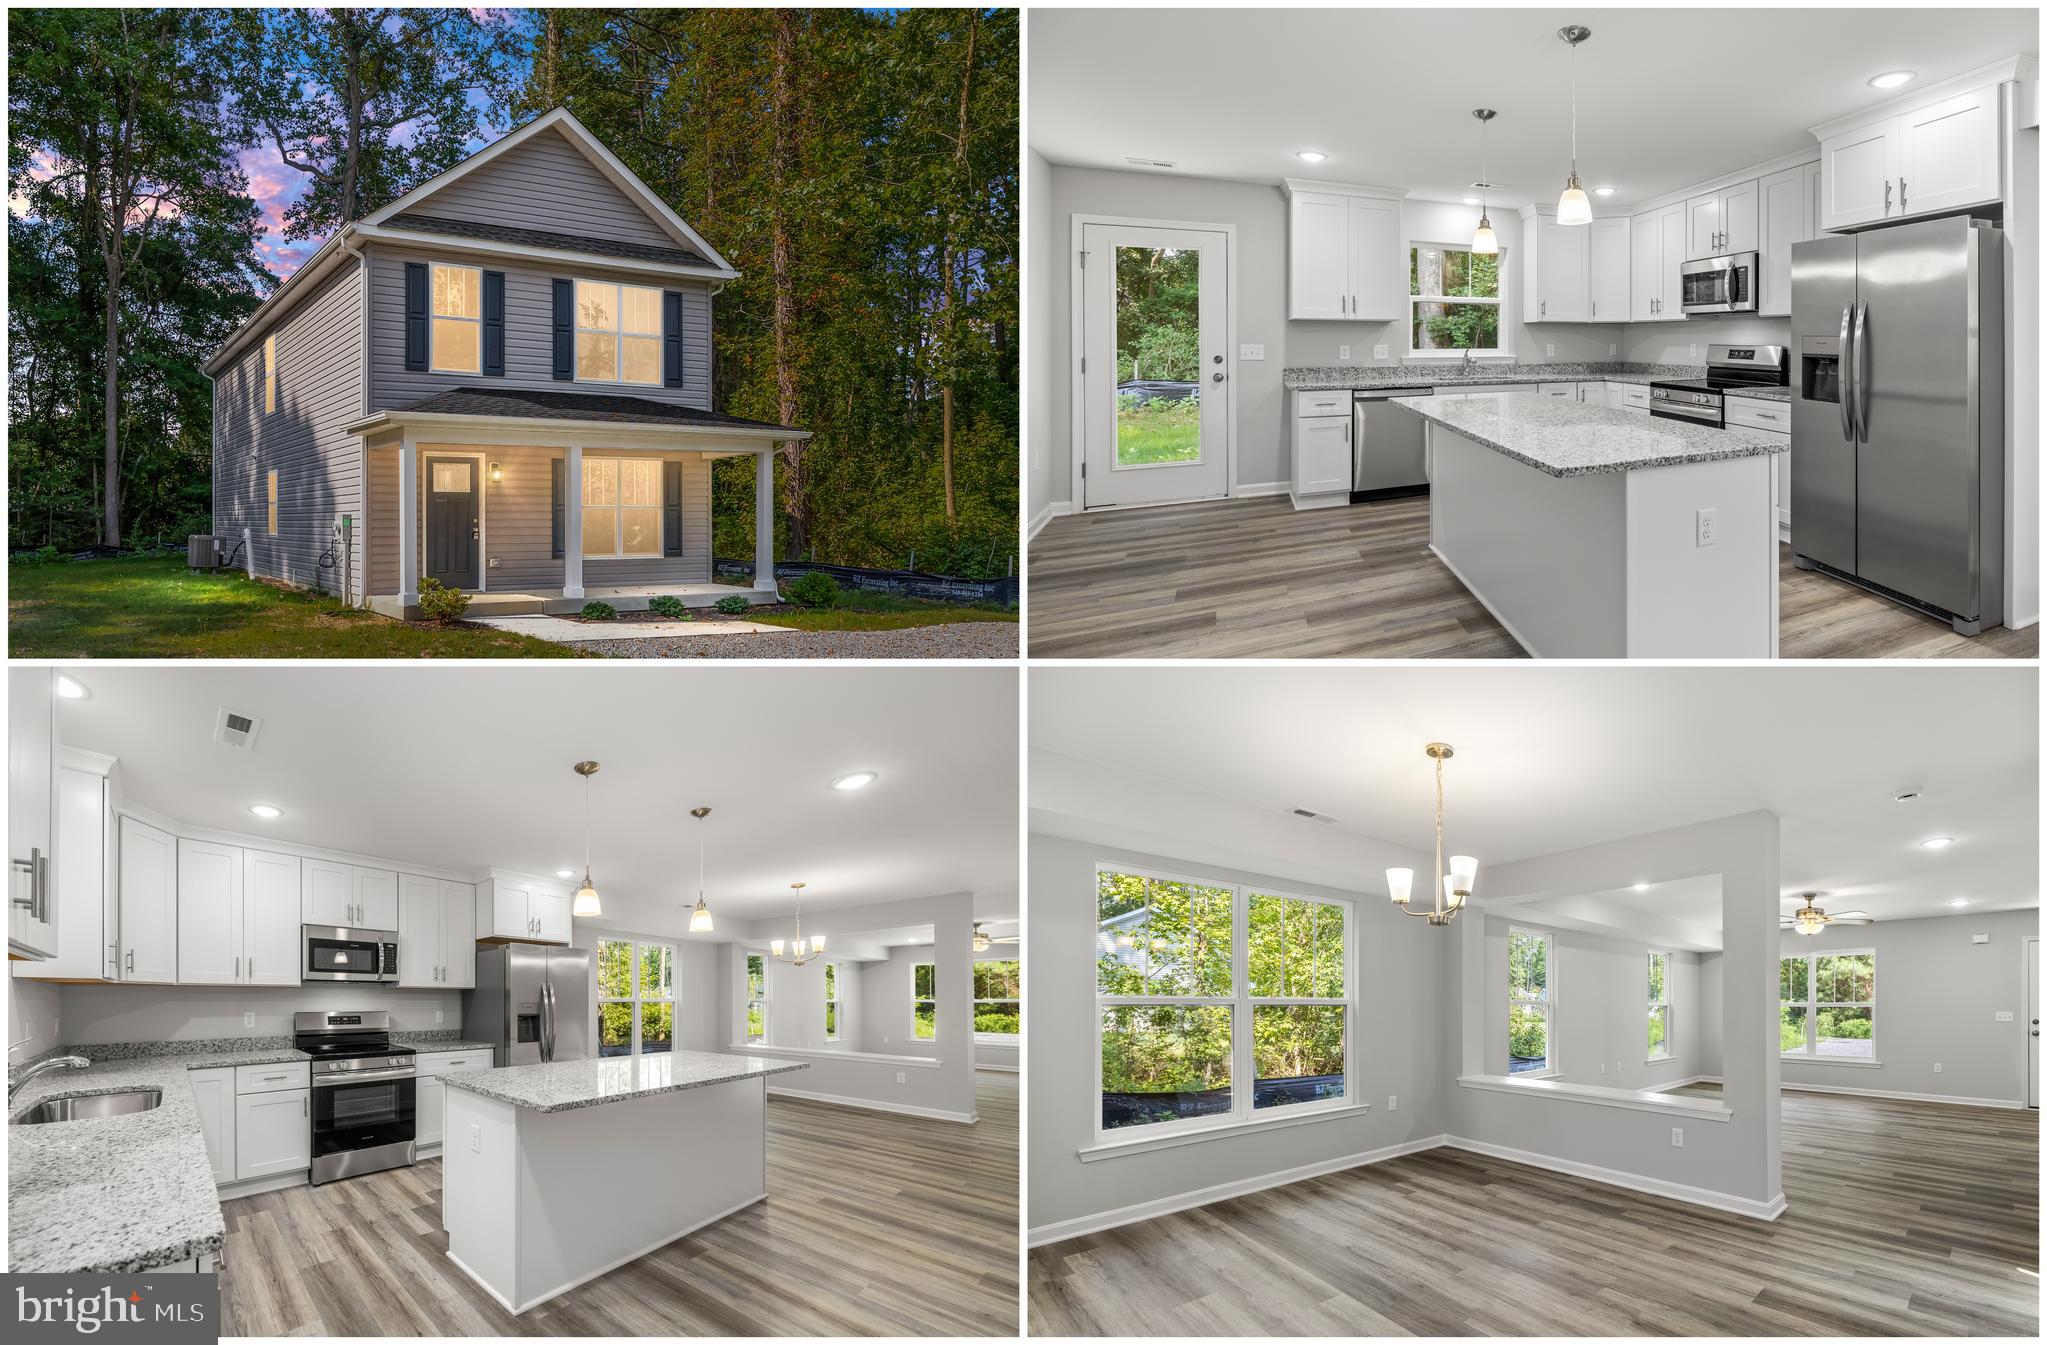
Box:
1125, 156, 1177, 170
213, 707, 262, 750
1288, 806, 1339, 827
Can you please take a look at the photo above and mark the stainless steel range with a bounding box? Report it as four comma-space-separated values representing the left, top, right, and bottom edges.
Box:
1649, 344, 1789, 426
294, 1010, 417, 1185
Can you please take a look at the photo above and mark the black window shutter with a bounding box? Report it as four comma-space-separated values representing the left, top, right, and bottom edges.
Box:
551, 279, 573, 380
403, 263, 429, 371
662, 291, 684, 388
662, 460, 684, 556
482, 271, 506, 375
551, 458, 565, 559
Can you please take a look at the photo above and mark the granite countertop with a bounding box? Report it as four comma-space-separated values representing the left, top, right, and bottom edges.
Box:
7, 1047, 308, 1274
1284, 361, 1703, 392
1393, 394, 1787, 478
438, 1049, 807, 1114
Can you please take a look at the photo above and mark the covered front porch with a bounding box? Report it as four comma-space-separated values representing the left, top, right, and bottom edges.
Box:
346, 388, 807, 621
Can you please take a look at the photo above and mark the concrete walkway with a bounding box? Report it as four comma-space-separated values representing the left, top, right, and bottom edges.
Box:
472, 614, 796, 643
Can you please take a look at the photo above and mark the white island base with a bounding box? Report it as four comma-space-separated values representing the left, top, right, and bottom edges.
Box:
442, 1074, 770, 1314
1427, 424, 1780, 658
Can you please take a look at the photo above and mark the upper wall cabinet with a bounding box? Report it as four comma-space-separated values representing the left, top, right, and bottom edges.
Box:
1629, 203, 1687, 322
1284, 180, 1405, 321
476, 873, 572, 945
1684, 180, 1758, 259
1520, 206, 1589, 323
1587, 217, 1631, 323
8, 669, 58, 959
1757, 162, 1822, 317
1815, 73, 2013, 232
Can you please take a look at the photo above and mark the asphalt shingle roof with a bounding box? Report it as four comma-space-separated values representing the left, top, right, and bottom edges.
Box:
387, 386, 802, 435
388, 212, 713, 268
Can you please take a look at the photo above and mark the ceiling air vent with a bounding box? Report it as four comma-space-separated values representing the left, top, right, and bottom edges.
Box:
1126, 156, 1177, 170
213, 707, 262, 750
1288, 806, 1338, 827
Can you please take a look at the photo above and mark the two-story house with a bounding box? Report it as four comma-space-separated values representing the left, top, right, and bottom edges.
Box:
200, 107, 805, 617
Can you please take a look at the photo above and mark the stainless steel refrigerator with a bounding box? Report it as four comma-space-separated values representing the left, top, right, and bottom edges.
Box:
464, 945, 594, 1067
1790, 216, 2004, 633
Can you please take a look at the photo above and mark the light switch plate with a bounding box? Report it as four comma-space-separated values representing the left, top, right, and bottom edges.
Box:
896, 1072, 907, 1084
1372, 344, 1389, 361
1670, 1127, 1685, 1148
1934, 1062, 1943, 1072
1339, 344, 1352, 361
1240, 343, 1265, 361
1996, 1010, 2015, 1021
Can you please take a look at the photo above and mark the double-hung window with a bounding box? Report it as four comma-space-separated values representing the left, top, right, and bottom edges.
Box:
1095, 866, 1353, 1138
824, 961, 842, 1041
1647, 951, 1671, 1060
973, 959, 1021, 1037
430, 263, 482, 374
913, 962, 937, 1039
1780, 951, 1874, 1058
1409, 244, 1502, 355
581, 457, 662, 558
596, 938, 675, 1056
574, 280, 662, 385
746, 953, 767, 1043
1508, 928, 1554, 1076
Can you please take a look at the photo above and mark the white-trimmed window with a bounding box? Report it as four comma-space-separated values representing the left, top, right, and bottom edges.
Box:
913, 961, 936, 1039
263, 336, 277, 414
1780, 951, 1874, 1058
745, 953, 767, 1043
265, 471, 278, 536
1647, 951, 1671, 1060
824, 960, 842, 1041
1508, 928, 1553, 1077
1095, 865, 1353, 1139
580, 457, 662, 558
973, 959, 1020, 1038
430, 263, 482, 374
1409, 243, 1503, 356
574, 279, 662, 385
597, 938, 675, 1056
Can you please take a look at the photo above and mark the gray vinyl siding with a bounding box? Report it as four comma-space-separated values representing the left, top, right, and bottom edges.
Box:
366, 243, 712, 412
404, 127, 676, 250
212, 260, 365, 597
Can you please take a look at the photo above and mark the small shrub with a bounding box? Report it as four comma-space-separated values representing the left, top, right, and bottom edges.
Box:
647, 594, 691, 619
785, 571, 841, 608
415, 577, 471, 624
714, 594, 751, 615
13, 545, 63, 567
580, 600, 618, 621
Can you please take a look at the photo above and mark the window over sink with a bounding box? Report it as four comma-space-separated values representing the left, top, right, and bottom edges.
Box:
1410, 244, 1503, 358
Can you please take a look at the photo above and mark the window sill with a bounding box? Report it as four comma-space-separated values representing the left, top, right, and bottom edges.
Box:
1781, 1055, 1883, 1068
1079, 1099, 1370, 1162
1645, 1055, 1676, 1065
1457, 1074, 1732, 1122
727, 1043, 938, 1069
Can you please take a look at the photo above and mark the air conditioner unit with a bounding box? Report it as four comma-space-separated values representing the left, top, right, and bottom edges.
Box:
187, 535, 221, 570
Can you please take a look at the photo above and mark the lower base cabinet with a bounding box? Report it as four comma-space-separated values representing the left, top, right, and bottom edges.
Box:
187, 1069, 235, 1184
235, 1087, 311, 1181
417, 1076, 445, 1148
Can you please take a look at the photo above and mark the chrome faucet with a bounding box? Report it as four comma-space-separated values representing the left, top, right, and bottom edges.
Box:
9, 1055, 89, 1104
1461, 347, 1477, 373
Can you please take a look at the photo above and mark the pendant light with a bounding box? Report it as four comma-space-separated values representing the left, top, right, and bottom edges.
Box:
687, 806, 714, 933
1555, 25, 1593, 226
1387, 742, 1479, 927
570, 761, 602, 918
1470, 109, 1499, 255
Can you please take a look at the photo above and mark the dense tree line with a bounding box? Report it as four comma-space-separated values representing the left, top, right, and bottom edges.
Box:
9, 8, 1019, 576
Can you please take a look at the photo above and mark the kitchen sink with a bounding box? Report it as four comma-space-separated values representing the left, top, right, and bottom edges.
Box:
11, 1088, 163, 1125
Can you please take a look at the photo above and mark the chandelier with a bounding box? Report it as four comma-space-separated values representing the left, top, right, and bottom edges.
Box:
771, 882, 826, 966
1387, 742, 1479, 926
686, 806, 714, 933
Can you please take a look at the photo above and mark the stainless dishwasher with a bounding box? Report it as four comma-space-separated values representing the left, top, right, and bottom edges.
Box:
1352, 387, 1432, 500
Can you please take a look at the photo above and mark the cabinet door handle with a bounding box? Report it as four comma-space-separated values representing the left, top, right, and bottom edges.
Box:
234, 956, 240, 980
1884, 180, 1892, 214
126, 949, 135, 973
302, 1096, 308, 1117
1899, 179, 1906, 212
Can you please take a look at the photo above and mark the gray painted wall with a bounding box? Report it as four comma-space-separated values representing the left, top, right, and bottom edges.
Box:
1027, 148, 1055, 529
403, 125, 677, 250
1699, 950, 1725, 1078
8, 978, 63, 1062
50, 983, 463, 1044
571, 923, 724, 1056
853, 945, 936, 1056
1029, 832, 1449, 1236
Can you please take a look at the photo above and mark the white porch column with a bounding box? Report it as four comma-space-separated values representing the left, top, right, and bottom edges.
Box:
754, 447, 777, 596
398, 430, 419, 604
564, 444, 585, 600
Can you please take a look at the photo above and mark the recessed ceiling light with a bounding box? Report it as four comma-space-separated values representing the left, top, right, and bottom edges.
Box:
1594, 186, 1617, 196
1295, 150, 1328, 163
1869, 71, 1915, 89
556, 868, 575, 879
1632, 882, 1650, 892
1919, 836, 1955, 850
1460, 196, 1481, 206
247, 804, 283, 820
831, 771, 878, 791
54, 675, 88, 700
1947, 897, 1972, 908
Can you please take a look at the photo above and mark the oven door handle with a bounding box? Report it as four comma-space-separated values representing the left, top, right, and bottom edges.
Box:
312, 1067, 418, 1088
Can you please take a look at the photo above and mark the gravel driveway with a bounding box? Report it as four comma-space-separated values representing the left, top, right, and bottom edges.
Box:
564, 621, 1018, 659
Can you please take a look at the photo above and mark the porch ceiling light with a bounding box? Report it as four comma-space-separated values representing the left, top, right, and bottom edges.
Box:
1389, 742, 1478, 927
688, 806, 715, 933
571, 760, 602, 918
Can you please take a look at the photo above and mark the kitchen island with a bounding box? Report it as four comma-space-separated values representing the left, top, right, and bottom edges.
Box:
439, 1049, 807, 1315
1396, 393, 1785, 657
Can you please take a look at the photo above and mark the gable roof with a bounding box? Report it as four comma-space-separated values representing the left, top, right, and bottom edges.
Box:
388, 213, 711, 268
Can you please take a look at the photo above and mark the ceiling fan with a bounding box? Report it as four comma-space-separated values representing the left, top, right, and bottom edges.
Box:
971, 922, 1020, 953
1780, 893, 1873, 937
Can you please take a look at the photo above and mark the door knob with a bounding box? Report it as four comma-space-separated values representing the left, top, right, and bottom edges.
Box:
1211, 354, 1223, 365
1211, 372, 1225, 383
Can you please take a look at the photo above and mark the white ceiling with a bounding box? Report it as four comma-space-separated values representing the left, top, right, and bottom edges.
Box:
55, 666, 1018, 936
1029, 666, 2038, 930
1029, 8, 2039, 209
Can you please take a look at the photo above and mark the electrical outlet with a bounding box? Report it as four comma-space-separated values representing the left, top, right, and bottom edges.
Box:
1388, 1094, 1398, 1111
1372, 344, 1389, 361
1339, 344, 1352, 361
436, 1009, 444, 1024
1599, 1062, 1606, 1075
1689, 342, 1699, 358
1670, 1127, 1685, 1148
882, 1035, 890, 1044
1609, 343, 1617, 357
243, 1012, 255, 1029
1545, 342, 1555, 358
1934, 1062, 1943, 1073
1240, 343, 1265, 361
469, 1124, 482, 1153
895, 1072, 907, 1084
1696, 507, 1717, 547
1995, 1010, 2014, 1021
488, 557, 501, 569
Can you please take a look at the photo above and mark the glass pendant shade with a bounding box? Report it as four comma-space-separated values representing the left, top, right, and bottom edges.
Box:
688, 897, 713, 933
771, 939, 786, 956
570, 761, 601, 918
1387, 867, 1414, 904
572, 878, 601, 917
1471, 217, 1499, 254
1449, 854, 1479, 894
1557, 177, 1592, 225
972, 930, 991, 952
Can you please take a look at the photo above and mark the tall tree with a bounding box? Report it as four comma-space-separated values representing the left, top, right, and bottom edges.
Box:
227, 7, 522, 238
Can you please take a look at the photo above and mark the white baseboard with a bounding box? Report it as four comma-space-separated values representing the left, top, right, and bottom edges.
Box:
1779, 1079, 2028, 1110
1233, 479, 1289, 499
1644, 1074, 1711, 1093
975, 1062, 1020, 1073
1027, 1133, 1449, 1248
766, 1082, 977, 1125
1444, 1137, 1787, 1221
1027, 500, 1073, 541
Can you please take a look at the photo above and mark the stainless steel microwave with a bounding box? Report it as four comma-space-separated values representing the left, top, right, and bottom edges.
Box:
302, 925, 400, 983
1680, 251, 1759, 315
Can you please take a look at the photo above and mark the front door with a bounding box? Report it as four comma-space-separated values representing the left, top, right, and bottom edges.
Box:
425, 456, 479, 590
1079, 221, 1229, 509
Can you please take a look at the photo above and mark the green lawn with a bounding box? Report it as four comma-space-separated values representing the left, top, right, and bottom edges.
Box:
750, 590, 1016, 632
1116, 397, 1201, 465
7, 556, 583, 658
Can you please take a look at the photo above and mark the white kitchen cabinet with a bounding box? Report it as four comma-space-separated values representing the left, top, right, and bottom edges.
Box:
1576, 382, 1608, 408
240, 850, 302, 987
187, 1068, 236, 1185
1758, 161, 1822, 317
234, 1088, 311, 1181
1285, 180, 1406, 321
352, 866, 399, 930
9, 668, 59, 959
416, 1048, 494, 1147
417, 1076, 446, 1148
302, 858, 353, 927
1587, 217, 1630, 322
117, 817, 177, 983
1894, 87, 2003, 220
1727, 395, 1793, 533
1536, 383, 1579, 400
477, 873, 572, 944
1630, 203, 1686, 320
398, 873, 443, 988
533, 885, 570, 943
1685, 179, 1758, 259
1521, 207, 1589, 322
14, 752, 120, 982
1608, 383, 1651, 415
176, 839, 241, 985
1820, 121, 1898, 230
1291, 412, 1353, 507
441, 881, 477, 987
